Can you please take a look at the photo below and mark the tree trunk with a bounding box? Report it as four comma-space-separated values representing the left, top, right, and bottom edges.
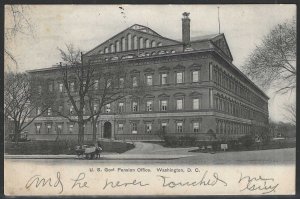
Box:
14, 120, 20, 144
92, 119, 97, 143
78, 117, 84, 145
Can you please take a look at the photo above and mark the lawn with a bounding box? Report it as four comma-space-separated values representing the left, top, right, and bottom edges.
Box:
5, 140, 134, 155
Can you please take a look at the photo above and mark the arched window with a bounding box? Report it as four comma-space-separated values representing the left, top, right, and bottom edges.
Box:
133, 36, 138, 49
104, 47, 109, 54
110, 44, 115, 53
151, 40, 156, 47
158, 42, 162, 46
139, 37, 144, 49
121, 37, 126, 51
145, 39, 150, 48
116, 41, 120, 52
127, 34, 132, 50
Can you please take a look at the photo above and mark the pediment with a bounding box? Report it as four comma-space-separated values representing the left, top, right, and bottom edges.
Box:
211, 34, 233, 61
173, 64, 185, 71
84, 24, 179, 57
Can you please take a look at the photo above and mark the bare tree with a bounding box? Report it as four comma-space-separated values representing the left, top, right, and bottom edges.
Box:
5, 5, 35, 71
283, 103, 296, 126
4, 72, 54, 143
56, 44, 143, 144
243, 17, 296, 95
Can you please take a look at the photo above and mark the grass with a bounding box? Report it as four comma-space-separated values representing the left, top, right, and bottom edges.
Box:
5, 140, 134, 155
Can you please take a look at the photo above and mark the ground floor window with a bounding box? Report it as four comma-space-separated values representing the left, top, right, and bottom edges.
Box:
118, 123, 124, 132
132, 123, 137, 134
176, 122, 183, 133
57, 124, 62, 134
46, 124, 52, 134
35, 124, 41, 134
69, 124, 74, 133
146, 123, 152, 133
193, 122, 199, 133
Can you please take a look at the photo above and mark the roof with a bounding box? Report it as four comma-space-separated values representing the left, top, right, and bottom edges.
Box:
191, 33, 221, 41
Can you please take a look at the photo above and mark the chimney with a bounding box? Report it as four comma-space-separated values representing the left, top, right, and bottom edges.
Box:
182, 12, 190, 46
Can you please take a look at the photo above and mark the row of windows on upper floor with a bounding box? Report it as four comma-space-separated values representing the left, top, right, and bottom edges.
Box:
38, 96, 203, 116
214, 93, 268, 122
100, 34, 163, 54
38, 70, 202, 94
212, 65, 268, 111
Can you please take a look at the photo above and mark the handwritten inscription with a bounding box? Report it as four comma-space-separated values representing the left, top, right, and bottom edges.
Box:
238, 173, 279, 194
103, 179, 149, 190
25, 172, 64, 194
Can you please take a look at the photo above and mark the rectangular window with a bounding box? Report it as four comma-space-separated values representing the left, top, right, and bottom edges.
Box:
176, 99, 183, 110
70, 82, 75, 92
36, 124, 41, 134
177, 122, 183, 133
37, 107, 41, 115
48, 83, 53, 92
106, 104, 111, 113
94, 80, 99, 90
93, 104, 97, 113
146, 75, 153, 86
176, 72, 183, 83
47, 108, 52, 116
132, 76, 138, 87
146, 100, 153, 111
161, 73, 167, 85
132, 123, 137, 134
118, 102, 124, 113
47, 124, 52, 134
118, 123, 124, 132
38, 85, 42, 94
146, 123, 152, 133
193, 99, 199, 110
119, 78, 124, 88
161, 100, 167, 111
69, 124, 74, 133
161, 122, 167, 133
106, 79, 112, 88
193, 122, 199, 132
57, 124, 62, 134
59, 83, 63, 92
132, 102, 138, 112
192, 71, 199, 82
70, 106, 74, 114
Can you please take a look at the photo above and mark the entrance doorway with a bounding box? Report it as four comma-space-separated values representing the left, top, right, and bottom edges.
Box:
103, 122, 112, 139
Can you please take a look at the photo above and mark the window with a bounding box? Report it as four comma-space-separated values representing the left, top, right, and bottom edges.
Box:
176, 72, 183, 83
110, 44, 115, 53
106, 79, 112, 88
119, 77, 124, 88
38, 85, 42, 94
193, 122, 199, 132
128, 34, 132, 50
48, 83, 53, 92
145, 39, 150, 48
116, 41, 120, 52
35, 124, 41, 134
158, 42, 162, 46
83, 107, 86, 115
121, 38, 126, 51
161, 122, 167, 133
133, 36, 138, 49
118, 102, 124, 113
161, 100, 167, 111
69, 124, 74, 133
192, 71, 199, 82
132, 123, 137, 134
70, 106, 74, 114
47, 108, 52, 116
132, 76, 138, 87
161, 73, 167, 85
151, 40, 156, 47
118, 123, 124, 132
177, 122, 183, 133
93, 104, 97, 113
70, 82, 75, 92
106, 104, 111, 113
176, 99, 183, 110
146, 123, 152, 133
94, 80, 99, 90
104, 47, 109, 53
47, 124, 52, 134
59, 83, 63, 92
146, 75, 153, 86
139, 37, 144, 48
146, 100, 153, 111
37, 107, 41, 115
193, 99, 199, 110
132, 102, 138, 112
57, 124, 62, 134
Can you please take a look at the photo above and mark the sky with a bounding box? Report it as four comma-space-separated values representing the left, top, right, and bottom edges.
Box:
4, 4, 296, 123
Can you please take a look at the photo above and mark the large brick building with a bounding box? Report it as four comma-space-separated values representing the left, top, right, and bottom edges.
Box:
25, 13, 269, 142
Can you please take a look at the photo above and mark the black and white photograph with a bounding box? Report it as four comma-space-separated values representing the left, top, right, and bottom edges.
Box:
4, 4, 296, 195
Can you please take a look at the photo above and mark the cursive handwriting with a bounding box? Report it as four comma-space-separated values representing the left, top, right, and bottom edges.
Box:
238, 173, 279, 194
103, 179, 149, 190
71, 172, 89, 189
25, 172, 64, 194
157, 171, 227, 188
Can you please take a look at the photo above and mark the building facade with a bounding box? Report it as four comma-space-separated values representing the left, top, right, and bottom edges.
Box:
25, 13, 269, 142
